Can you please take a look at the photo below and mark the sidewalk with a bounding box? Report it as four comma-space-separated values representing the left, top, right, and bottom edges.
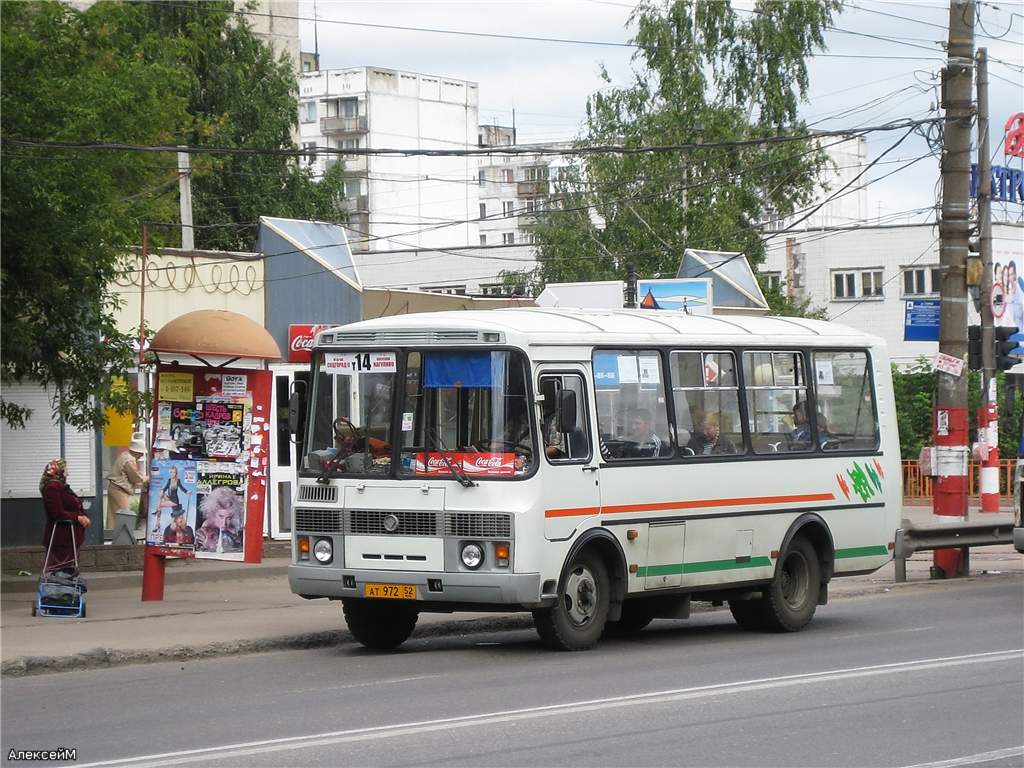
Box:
2, 510, 1020, 678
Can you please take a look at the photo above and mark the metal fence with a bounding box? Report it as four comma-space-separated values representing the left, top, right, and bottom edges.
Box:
901, 458, 1016, 500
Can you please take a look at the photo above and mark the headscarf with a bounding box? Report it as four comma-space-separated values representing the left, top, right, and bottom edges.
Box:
39, 458, 67, 494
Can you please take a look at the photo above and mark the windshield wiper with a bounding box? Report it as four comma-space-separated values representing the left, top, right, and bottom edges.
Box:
426, 428, 476, 488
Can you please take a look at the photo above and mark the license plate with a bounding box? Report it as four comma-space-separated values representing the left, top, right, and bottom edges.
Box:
364, 583, 417, 600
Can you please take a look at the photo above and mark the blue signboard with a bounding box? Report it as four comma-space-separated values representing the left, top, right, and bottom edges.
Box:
904, 299, 940, 342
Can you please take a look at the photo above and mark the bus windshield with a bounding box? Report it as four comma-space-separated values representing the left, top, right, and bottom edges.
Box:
303, 351, 397, 477
302, 349, 536, 481
398, 350, 535, 480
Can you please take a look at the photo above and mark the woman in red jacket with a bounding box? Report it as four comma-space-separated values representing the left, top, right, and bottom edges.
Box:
39, 458, 90, 572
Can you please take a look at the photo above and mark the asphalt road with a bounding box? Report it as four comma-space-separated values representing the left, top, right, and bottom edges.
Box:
3, 577, 1022, 768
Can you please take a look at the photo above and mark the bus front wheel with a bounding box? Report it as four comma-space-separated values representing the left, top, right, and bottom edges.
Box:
342, 599, 419, 650
533, 551, 610, 651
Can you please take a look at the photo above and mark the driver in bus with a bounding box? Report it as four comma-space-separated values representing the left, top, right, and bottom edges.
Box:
623, 408, 663, 458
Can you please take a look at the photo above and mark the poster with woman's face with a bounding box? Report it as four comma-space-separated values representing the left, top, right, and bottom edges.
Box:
194, 461, 246, 558
146, 459, 198, 549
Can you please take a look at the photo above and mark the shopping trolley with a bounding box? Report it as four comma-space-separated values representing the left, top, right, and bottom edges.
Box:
33, 520, 86, 618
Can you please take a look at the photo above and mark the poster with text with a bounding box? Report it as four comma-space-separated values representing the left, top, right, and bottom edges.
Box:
146, 459, 198, 550
196, 399, 244, 458
194, 461, 246, 558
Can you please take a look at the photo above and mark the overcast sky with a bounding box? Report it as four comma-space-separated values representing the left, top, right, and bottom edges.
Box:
296, 0, 1023, 225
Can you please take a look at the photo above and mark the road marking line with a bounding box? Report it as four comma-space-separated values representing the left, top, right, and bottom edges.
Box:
282, 673, 440, 695
900, 746, 1024, 768
75, 649, 1023, 768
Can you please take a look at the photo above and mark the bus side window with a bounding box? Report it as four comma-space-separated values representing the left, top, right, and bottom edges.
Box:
592, 350, 672, 461
743, 351, 813, 455
669, 350, 743, 458
812, 350, 879, 451
539, 373, 591, 463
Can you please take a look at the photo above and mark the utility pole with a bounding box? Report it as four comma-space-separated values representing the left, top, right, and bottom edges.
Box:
178, 148, 194, 251
976, 47, 1002, 514
933, 0, 975, 577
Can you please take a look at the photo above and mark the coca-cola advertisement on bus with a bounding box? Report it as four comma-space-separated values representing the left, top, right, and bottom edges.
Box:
288, 324, 333, 363
415, 452, 517, 477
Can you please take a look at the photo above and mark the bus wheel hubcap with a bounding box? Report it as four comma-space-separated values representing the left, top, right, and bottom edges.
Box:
564, 566, 597, 626
781, 552, 809, 608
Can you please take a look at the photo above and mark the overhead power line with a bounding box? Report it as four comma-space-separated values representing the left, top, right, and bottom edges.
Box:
2, 117, 941, 160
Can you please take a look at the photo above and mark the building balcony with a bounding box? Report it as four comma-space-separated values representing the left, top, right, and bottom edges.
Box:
341, 154, 368, 174
517, 180, 547, 197
345, 194, 369, 213
320, 115, 368, 134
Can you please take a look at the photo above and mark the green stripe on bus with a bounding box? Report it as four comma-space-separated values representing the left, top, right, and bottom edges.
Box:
637, 556, 773, 578
834, 545, 889, 559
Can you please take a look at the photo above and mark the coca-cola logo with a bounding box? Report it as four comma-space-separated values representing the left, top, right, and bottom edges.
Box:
287, 324, 331, 362
468, 456, 505, 468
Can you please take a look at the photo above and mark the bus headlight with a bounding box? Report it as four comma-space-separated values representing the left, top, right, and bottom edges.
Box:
460, 542, 484, 569
313, 538, 333, 564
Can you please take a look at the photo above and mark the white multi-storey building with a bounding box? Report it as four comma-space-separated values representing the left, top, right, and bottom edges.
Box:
298, 66, 480, 252
762, 222, 1024, 365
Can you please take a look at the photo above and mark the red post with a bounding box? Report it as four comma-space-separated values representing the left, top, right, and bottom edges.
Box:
141, 549, 166, 601
932, 406, 969, 577
978, 402, 1001, 513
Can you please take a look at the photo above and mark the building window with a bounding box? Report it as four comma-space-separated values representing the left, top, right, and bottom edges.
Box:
479, 282, 506, 296
525, 166, 549, 181
301, 142, 317, 165
420, 284, 466, 295
862, 270, 884, 297
833, 271, 856, 299
300, 101, 317, 124
502, 201, 514, 218
478, 169, 486, 186
479, 202, 486, 220
903, 266, 940, 296
477, 133, 484, 147
338, 98, 358, 118
521, 232, 536, 245
479, 234, 487, 246
502, 169, 514, 183
503, 233, 515, 245
763, 271, 782, 292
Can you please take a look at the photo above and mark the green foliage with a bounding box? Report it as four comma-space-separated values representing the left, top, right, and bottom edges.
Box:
1, 1, 189, 429
515, 0, 838, 308
1, 1, 344, 429
890, 358, 1022, 460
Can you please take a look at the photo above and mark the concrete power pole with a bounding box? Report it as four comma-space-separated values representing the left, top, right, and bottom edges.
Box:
933, 0, 975, 578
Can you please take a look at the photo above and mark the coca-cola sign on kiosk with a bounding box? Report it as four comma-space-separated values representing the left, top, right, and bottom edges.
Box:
288, 324, 331, 363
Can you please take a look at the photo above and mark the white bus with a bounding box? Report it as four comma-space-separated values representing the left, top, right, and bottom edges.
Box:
288, 309, 901, 651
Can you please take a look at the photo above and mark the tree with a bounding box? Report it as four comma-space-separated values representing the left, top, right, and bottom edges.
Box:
1, 1, 190, 429
516, 0, 838, 304
1, 1, 345, 429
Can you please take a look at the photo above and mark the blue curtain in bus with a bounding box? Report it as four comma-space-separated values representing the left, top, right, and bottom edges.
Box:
424, 351, 498, 388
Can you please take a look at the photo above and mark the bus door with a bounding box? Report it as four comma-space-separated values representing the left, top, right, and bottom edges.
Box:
269, 364, 311, 540
538, 368, 601, 542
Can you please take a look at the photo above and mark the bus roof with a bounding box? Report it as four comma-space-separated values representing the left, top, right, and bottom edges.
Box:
322, 308, 884, 350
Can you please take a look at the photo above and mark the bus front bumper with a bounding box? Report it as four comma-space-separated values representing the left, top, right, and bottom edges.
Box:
289, 564, 544, 607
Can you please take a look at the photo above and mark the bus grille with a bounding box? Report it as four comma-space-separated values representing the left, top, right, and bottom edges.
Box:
445, 513, 512, 539
296, 485, 338, 503
347, 510, 442, 536
294, 508, 344, 533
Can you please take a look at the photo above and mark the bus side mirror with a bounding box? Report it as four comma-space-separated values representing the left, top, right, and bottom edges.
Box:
288, 380, 307, 437
557, 389, 577, 432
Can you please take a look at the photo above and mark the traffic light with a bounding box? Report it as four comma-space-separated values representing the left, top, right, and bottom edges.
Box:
996, 326, 1021, 371
968, 325, 983, 370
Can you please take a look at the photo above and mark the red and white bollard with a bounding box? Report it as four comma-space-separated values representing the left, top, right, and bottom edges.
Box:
977, 402, 1001, 514
932, 406, 969, 577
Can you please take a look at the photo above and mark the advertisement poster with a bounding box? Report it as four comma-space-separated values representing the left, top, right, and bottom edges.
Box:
197, 399, 244, 458
147, 459, 198, 550
195, 461, 246, 557
415, 452, 516, 477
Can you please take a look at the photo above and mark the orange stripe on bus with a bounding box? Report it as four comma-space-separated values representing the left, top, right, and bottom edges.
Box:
544, 492, 836, 519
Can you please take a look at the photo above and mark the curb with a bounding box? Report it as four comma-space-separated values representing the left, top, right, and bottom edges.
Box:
3, 571, 1019, 679
0, 562, 291, 595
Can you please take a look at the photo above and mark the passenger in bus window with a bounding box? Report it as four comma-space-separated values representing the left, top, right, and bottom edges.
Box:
623, 408, 662, 458
687, 413, 737, 456
791, 402, 812, 449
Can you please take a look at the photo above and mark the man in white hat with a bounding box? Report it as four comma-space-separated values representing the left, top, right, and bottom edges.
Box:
106, 432, 148, 529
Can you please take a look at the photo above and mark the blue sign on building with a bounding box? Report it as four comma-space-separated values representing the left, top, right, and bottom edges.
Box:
904, 299, 940, 342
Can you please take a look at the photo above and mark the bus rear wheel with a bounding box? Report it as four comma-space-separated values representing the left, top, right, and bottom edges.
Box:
730, 537, 820, 633
342, 599, 419, 650
533, 551, 610, 651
